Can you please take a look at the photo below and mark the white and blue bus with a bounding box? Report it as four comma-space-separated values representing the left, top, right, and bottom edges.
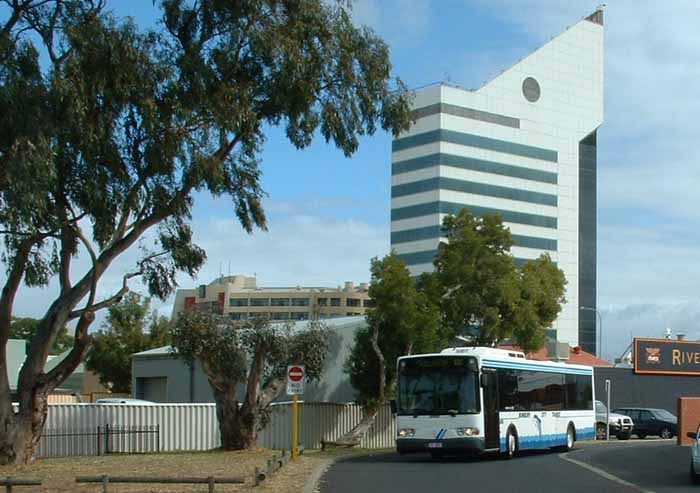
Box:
395, 346, 595, 458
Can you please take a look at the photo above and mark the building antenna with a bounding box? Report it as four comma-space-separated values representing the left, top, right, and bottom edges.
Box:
228, 260, 231, 277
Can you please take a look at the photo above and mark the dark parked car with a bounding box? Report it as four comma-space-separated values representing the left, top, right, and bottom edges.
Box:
595, 400, 633, 439
612, 407, 677, 439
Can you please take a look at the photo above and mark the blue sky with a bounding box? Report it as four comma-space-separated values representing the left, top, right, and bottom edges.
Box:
6, 1, 700, 359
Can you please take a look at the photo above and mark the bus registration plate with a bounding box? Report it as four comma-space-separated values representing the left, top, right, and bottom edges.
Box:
428, 442, 443, 449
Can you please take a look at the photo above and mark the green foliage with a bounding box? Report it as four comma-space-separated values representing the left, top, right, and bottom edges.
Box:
345, 252, 441, 408
171, 311, 328, 442
514, 254, 567, 352
0, 0, 410, 462
170, 310, 248, 387
171, 311, 329, 392
0, 0, 413, 301
434, 209, 566, 350
0, 0, 411, 390
9, 317, 72, 355
86, 293, 172, 392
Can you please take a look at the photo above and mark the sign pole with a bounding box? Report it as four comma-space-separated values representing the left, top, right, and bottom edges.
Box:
292, 394, 299, 461
287, 365, 304, 462
605, 379, 611, 441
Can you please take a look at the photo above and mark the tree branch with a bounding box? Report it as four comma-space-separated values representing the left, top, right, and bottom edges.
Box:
58, 226, 73, 295
0, 0, 27, 41
67, 270, 137, 320
111, 178, 144, 248
242, 343, 265, 413
0, 229, 60, 238
67, 251, 168, 320
0, 240, 32, 342
258, 376, 285, 408
44, 309, 94, 392
370, 323, 385, 403
214, 134, 242, 163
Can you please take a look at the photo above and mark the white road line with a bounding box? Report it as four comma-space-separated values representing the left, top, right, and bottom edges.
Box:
558, 453, 656, 493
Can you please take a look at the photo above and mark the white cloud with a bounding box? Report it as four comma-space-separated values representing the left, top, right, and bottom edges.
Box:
191, 209, 387, 287
351, 0, 432, 47
2, 201, 387, 324
600, 303, 700, 361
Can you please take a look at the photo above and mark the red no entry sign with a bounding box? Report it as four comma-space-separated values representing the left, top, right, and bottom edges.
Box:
288, 366, 305, 382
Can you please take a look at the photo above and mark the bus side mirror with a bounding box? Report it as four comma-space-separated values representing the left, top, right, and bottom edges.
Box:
480, 373, 490, 388
389, 399, 397, 414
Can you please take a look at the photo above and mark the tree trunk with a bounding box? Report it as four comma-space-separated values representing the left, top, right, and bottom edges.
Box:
0, 388, 49, 464
213, 387, 257, 450
323, 405, 381, 448
325, 324, 386, 448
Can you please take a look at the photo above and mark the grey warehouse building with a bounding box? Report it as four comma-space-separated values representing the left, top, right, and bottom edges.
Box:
131, 317, 365, 403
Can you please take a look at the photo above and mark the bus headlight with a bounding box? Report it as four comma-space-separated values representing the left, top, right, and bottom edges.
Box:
398, 428, 415, 437
456, 427, 480, 436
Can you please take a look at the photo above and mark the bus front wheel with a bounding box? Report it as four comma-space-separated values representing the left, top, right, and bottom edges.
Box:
502, 428, 518, 460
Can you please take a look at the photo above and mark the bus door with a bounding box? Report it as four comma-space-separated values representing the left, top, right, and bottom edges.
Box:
482, 368, 500, 449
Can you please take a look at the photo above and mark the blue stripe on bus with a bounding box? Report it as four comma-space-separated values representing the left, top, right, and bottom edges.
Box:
484, 361, 593, 375
483, 366, 592, 376
498, 427, 595, 452
482, 359, 592, 375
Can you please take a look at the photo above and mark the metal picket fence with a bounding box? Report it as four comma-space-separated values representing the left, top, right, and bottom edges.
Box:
37, 424, 160, 458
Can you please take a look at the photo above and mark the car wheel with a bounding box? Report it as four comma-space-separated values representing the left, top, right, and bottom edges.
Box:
617, 432, 631, 440
596, 423, 607, 440
691, 461, 700, 484
637, 433, 646, 439
660, 427, 672, 439
502, 428, 517, 460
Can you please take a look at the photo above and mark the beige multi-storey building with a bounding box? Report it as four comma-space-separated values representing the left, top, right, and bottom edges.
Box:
171, 275, 372, 322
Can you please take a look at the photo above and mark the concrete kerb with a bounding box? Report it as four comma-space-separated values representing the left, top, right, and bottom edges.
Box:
303, 456, 339, 493
302, 449, 392, 493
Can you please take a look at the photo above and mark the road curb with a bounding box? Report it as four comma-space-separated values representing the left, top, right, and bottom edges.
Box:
303, 457, 338, 493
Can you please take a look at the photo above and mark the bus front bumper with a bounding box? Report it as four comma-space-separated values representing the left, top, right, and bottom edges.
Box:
396, 437, 485, 454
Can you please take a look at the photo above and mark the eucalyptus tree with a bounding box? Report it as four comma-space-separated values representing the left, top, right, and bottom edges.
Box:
0, 0, 411, 463
86, 292, 171, 393
434, 209, 566, 351
338, 252, 441, 445
171, 312, 328, 449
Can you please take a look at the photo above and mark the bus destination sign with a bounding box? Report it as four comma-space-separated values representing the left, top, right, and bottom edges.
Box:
634, 338, 700, 376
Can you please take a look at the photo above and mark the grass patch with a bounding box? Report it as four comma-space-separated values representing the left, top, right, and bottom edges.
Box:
1, 448, 269, 491
0, 447, 381, 492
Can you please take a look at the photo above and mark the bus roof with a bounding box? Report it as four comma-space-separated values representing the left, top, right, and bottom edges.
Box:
398, 346, 594, 373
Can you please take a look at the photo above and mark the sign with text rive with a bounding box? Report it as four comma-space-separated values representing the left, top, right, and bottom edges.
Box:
634, 338, 700, 376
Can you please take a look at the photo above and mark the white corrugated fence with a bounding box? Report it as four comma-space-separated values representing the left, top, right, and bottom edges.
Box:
258, 402, 395, 449
40, 402, 394, 457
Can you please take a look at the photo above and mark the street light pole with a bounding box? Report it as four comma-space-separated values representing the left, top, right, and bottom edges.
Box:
580, 306, 603, 358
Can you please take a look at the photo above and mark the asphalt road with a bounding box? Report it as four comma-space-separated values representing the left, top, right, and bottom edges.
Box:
319, 440, 693, 493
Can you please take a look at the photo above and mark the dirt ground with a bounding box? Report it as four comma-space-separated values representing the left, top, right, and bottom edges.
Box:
0, 448, 371, 493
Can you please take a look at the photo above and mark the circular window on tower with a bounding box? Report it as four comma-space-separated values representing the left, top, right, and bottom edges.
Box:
522, 77, 541, 103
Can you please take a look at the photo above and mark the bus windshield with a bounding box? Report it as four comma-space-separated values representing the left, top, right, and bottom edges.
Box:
397, 356, 480, 416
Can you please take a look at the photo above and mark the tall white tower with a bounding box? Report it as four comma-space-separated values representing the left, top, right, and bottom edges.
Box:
390, 10, 604, 352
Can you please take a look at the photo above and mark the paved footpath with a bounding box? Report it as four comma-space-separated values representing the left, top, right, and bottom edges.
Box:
318, 440, 689, 493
